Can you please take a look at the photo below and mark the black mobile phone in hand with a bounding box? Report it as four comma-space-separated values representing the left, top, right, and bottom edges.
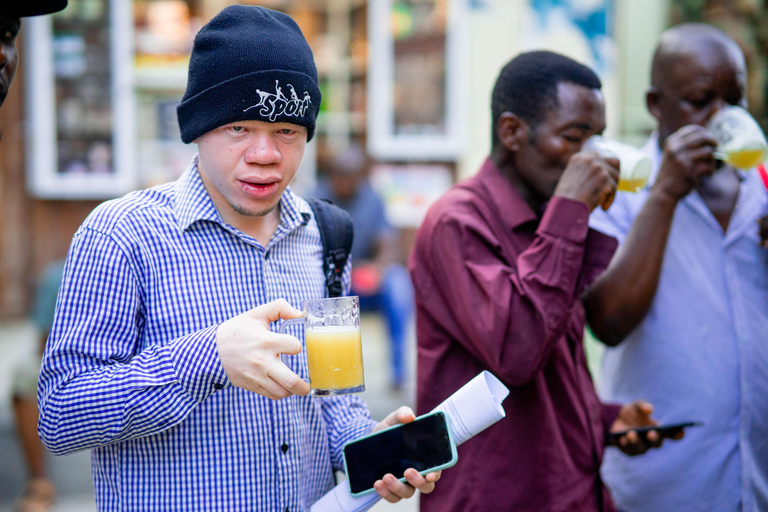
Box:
342, 411, 458, 497
608, 421, 703, 443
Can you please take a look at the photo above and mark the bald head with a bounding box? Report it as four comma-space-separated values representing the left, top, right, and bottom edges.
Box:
647, 23, 747, 146
651, 23, 745, 90
326, 144, 369, 201
329, 144, 368, 176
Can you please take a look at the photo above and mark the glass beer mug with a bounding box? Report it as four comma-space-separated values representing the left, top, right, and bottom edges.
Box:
279, 296, 365, 396
582, 136, 652, 192
708, 105, 768, 170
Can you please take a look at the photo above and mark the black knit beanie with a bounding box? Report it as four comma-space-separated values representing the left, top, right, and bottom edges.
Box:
177, 5, 321, 143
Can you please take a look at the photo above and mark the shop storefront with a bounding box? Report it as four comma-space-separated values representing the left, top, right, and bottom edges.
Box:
0, 0, 668, 318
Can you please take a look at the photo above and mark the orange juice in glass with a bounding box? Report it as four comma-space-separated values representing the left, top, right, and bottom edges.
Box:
280, 296, 365, 396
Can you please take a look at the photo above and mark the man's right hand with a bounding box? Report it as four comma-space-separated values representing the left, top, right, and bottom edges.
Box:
654, 124, 717, 200
554, 151, 620, 212
215, 298, 310, 399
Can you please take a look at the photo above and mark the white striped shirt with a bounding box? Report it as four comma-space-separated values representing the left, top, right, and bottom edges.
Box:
38, 157, 374, 511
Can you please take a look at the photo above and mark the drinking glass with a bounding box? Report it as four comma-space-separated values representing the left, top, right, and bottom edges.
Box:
279, 296, 365, 396
582, 136, 652, 192
708, 105, 768, 170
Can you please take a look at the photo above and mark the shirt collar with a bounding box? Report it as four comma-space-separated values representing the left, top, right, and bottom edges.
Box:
474, 157, 539, 230
276, 188, 311, 236
175, 155, 221, 232
174, 155, 308, 236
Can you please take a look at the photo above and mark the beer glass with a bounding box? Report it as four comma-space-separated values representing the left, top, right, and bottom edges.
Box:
708, 105, 768, 170
279, 296, 365, 396
582, 136, 652, 192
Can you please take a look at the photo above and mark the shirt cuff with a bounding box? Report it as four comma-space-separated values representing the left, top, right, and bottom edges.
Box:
539, 197, 590, 243
169, 324, 230, 402
332, 415, 377, 471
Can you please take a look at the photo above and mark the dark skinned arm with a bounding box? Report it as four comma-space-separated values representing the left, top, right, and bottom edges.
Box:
582, 125, 717, 346
759, 214, 768, 248
582, 190, 677, 345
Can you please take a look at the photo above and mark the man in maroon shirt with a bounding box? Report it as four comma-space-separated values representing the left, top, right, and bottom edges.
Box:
409, 51, 670, 511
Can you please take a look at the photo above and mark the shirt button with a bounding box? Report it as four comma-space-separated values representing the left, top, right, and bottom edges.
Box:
213, 383, 224, 390
281, 443, 289, 453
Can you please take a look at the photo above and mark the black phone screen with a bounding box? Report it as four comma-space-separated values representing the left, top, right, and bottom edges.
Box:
343, 412, 454, 495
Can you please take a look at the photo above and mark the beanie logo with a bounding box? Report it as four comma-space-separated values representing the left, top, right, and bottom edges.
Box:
244, 80, 312, 122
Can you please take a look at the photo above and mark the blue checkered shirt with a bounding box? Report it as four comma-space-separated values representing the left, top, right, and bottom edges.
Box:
38, 157, 375, 511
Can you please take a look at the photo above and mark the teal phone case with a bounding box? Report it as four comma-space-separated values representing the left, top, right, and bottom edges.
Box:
342, 411, 459, 497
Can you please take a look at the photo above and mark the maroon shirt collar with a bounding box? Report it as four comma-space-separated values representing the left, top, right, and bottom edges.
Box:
471, 157, 539, 231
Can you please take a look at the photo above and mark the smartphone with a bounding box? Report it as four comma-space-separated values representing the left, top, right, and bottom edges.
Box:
342, 411, 458, 497
608, 421, 703, 443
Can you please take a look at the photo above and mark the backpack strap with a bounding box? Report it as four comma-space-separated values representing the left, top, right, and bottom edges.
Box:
306, 198, 354, 298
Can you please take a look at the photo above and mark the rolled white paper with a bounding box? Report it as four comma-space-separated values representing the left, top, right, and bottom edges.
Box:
310, 371, 508, 512
429, 370, 509, 446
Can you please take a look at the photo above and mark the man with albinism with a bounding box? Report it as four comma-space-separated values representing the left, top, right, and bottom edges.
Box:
36, 5, 440, 511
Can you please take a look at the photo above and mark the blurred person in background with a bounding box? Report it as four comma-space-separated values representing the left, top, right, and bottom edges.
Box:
409, 50, 680, 512
10, 261, 64, 512
584, 23, 768, 511
314, 144, 414, 392
1, 2, 67, 511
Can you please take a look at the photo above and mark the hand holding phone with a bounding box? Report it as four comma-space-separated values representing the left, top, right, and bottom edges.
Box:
608, 421, 703, 444
342, 411, 458, 497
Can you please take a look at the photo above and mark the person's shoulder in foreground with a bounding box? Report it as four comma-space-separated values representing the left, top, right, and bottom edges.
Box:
411, 50, 672, 512
583, 22, 768, 512
38, 5, 439, 511
79, 177, 176, 230
3, 3, 68, 512
0, 1, 68, 112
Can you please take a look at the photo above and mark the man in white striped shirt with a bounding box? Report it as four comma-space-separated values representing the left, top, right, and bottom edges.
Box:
37, 5, 438, 511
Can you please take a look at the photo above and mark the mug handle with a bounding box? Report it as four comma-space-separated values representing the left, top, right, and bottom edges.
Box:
278, 317, 305, 368
278, 317, 304, 335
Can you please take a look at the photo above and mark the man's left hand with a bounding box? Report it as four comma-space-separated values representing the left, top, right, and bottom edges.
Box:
371, 406, 442, 503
